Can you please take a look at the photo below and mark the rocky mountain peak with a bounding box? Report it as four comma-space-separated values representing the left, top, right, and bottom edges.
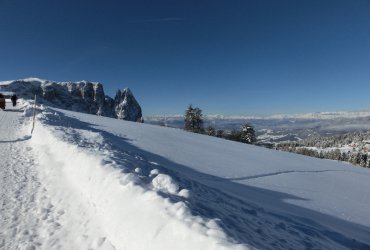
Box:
0, 78, 144, 122
115, 87, 143, 122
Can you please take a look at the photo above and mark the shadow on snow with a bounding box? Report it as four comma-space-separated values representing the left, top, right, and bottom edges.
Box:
0, 135, 31, 143
39, 109, 370, 250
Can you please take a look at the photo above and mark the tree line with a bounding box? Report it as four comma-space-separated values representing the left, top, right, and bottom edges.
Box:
276, 132, 370, 168
183, 105, 256, 144
182, 104, 370, 169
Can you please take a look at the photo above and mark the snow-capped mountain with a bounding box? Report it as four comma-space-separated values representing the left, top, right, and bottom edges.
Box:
0, 77, 143, 122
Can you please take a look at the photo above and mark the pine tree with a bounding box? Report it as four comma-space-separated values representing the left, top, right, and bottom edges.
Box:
240, 123, 256, 144
184, 105, 204, 133
206, 126, 216, 136
359, 153, 367, 167
332, 149, 341, 160
365, 156, 370, 168
226, 130, 242, 142
216, 129, 224, 138
349, 152, 361, 165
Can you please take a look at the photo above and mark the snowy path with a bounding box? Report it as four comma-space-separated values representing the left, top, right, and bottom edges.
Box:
0, 105, 116, 250
0, 105, 53, 250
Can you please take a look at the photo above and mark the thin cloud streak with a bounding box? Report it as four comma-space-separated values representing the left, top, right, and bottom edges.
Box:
129, 17, 184, 23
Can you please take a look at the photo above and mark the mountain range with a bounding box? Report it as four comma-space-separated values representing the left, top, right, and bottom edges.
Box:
0, 77, 143, 122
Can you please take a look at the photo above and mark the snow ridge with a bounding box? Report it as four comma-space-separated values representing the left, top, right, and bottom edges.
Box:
23, 104, 370, 249
29, 106, 246, 250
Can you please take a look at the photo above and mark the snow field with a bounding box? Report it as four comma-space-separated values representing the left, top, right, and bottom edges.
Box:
33, 106, 370, 248
3, 101, 366, 249
30, 109, 248, 250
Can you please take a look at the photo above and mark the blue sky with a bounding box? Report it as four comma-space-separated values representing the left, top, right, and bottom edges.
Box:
0, 0, 369, 116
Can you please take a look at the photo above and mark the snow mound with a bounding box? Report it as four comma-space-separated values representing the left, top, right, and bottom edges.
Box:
152, 174, 179, 194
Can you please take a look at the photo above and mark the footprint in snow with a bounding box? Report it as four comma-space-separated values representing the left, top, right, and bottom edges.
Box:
25, 245, 36, 250
57, 209, 65, 215
91, 237, 106, 248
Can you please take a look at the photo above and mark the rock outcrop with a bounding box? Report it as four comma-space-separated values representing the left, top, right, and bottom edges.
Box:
0, 78, 143, 122
115, 88, 143, 122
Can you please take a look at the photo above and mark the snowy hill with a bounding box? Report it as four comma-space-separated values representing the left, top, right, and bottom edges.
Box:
0, 78, 143, 122
1, 100, 370, 249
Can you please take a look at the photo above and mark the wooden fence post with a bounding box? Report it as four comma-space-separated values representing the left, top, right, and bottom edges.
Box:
31, 95, 37, 134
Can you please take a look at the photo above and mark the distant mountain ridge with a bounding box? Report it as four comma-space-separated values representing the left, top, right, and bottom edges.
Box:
146, 110, 370, 121
0, 78, 143, 122
146, 110, 370, 145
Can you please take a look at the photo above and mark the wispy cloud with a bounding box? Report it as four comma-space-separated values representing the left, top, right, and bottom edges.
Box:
130, 17, 184, 23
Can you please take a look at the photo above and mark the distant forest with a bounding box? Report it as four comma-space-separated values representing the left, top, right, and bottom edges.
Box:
182, 105, 370, 169
275, 132, 370, 168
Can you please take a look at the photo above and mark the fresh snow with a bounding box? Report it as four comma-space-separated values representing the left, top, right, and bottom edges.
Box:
0, 77, 47, 85
1, 100, 370, 249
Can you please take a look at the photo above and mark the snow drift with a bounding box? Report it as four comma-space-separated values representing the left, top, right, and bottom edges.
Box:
29, 107, 246, 250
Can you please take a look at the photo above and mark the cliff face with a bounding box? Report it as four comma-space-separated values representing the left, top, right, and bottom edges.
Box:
0, 78, 143, 122
115, 88, 143, 122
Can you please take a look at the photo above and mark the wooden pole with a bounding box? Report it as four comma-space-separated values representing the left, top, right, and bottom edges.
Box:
31, 94, 37, 134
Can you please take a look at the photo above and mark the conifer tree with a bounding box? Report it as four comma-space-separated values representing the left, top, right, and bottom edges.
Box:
184, 105, 204, 133
240, 123, 256, 144
216, 129, 224, 138
206, 126, 216, 136
359, 153, 367, 167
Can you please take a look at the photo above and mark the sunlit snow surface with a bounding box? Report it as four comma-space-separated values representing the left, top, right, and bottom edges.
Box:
1, 101, 370, 249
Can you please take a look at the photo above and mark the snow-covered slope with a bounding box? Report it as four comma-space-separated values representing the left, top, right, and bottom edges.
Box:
0, 78, 143, 122
1, 101, 370, 249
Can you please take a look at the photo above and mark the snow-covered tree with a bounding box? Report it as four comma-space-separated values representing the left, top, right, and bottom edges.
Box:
365, 156, 370, 168
240, 123, 256, 144
349, 152, 361, 165
216, 129, 224, 138
206, 126, 216, 136
184, 105, 204, 133
359, 153, 368, 167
